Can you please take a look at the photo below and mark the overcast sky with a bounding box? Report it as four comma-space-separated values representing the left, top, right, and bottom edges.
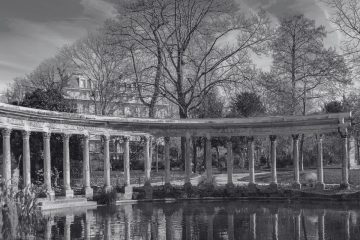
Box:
0, 0, 339, 91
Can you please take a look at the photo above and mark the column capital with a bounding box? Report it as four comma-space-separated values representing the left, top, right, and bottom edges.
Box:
43, 131, 51, 139
292, 134, 300, 140
142, 135, 151, 142
22, 130, 31, 139
269, 135, 277, 142
247, 136, 254, 142
83, 134, 90, 140
62, 133, 71, 140
205, 133, 211, 140
316, 134, 324, 141
185, 132, 191, 139
338, 127, 348, 138
2, 128, 11, 137
103, 134, 111, 141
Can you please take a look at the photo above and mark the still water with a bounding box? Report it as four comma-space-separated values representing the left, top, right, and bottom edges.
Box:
42, 200, 359, 239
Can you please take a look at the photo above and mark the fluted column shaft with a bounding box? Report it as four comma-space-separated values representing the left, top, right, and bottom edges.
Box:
123, 136, 130, 186
104, 135, 111, 191
205, 134, 212, 183
164, 137, 171, 185
22, 130, 31, 186
248, 137, 255, 184
2, 128, 11, 185
340, 131, 349, 188
292, 134, 301, 189
185, 133, 191, 185
316, 134, 325, 189
144, 136, 151, 184
63, 133, 73, 197
226, 139, 233, 185
269, 135, 277, 184
83, 134, 93, 198
43, 132, 54, 199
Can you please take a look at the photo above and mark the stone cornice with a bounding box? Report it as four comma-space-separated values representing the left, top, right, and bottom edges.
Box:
0, 103, 352, 137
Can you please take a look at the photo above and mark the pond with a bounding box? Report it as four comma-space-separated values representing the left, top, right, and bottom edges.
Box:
12, 200, 360, 239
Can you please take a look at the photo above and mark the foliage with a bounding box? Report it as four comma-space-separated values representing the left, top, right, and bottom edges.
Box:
324, 101, 344, 113
262, 14, 350, 116
228, 91, 266, 117
0, 182, 46, 239
94, 189, 117, 205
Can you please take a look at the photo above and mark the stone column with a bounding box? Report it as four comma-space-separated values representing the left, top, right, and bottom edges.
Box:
43, 132, 54, 200
184, 133, 192, 187
340, 129, 350, 189
250, 213, 256, 240
22, 130, 31, 186
292, 134, 301, 189
269, 135, 278, 190
248, 137, 256, 191
83, 134, 93, 199
164, 136, 171, 187
316, 134, 325, 190
62, 133, 73, 198
2, 128, 11, 185
144, 136, 151, 185
103, 134, 112, 192
205, 134, 212, 184
226, 138, 234, 187
123, 136, 130, 186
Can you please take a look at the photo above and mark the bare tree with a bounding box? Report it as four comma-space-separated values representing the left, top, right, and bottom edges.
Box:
66, 32, 129, 115
26, 48, 76, 92
323, 0, 360, 75
106, 0, 169, 118
262, 15, 350, 170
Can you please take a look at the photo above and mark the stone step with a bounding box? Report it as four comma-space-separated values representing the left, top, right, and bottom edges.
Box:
39, 198, 97, 211
38, 197, 88, 206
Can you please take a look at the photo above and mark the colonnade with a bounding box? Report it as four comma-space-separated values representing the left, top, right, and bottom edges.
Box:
0, 126, 351, 200
0, 127, 142, 199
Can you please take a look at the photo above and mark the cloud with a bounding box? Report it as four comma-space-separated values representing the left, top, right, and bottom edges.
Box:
0, 0, 116, 91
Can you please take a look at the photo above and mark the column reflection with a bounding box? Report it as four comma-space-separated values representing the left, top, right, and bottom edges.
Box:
318, 210, 325, 240
64, 215, 74, 240
250, 213, 256, 240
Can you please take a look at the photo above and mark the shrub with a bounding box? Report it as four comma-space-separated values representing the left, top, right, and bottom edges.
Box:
94, 189, 117, 205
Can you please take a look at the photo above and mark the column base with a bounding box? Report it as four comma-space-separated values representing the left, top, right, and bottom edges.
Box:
84, 187, 94, 199
47, 189, 55, 201
64, 189, 74, 198
226, 182, 234, 190
103, 185, 113, 193
292, 182, 302, 190
269, 182, 278, 192
248, 182, 258, 192
144, 184, 153, 199
184, 182, 192, 193
315, 182, 325, 191
340, 183, 350, 190
164, 183, 173, 193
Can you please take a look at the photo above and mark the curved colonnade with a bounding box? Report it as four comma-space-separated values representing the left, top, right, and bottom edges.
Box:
0, 103, 352, 200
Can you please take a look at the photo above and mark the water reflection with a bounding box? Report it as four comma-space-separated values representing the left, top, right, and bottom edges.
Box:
15, 201, 360, 239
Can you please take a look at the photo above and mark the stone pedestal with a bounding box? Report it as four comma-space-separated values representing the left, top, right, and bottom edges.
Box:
315, 182, 325, 191
292, 182, 301, 190
47, 190, 55, 201
124, 186, 133, 200
269, 182, 278, 192
64, 189, 74, 198
84, 187, 93, 199
248, 182, 258, 192
144, 182, 153, 199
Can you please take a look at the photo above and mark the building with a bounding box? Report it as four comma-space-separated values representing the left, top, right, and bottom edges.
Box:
65, 75, 170, 118
64, 75, 174, 172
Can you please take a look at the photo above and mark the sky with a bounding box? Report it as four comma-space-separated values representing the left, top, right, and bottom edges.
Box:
0, 0, 339, 91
